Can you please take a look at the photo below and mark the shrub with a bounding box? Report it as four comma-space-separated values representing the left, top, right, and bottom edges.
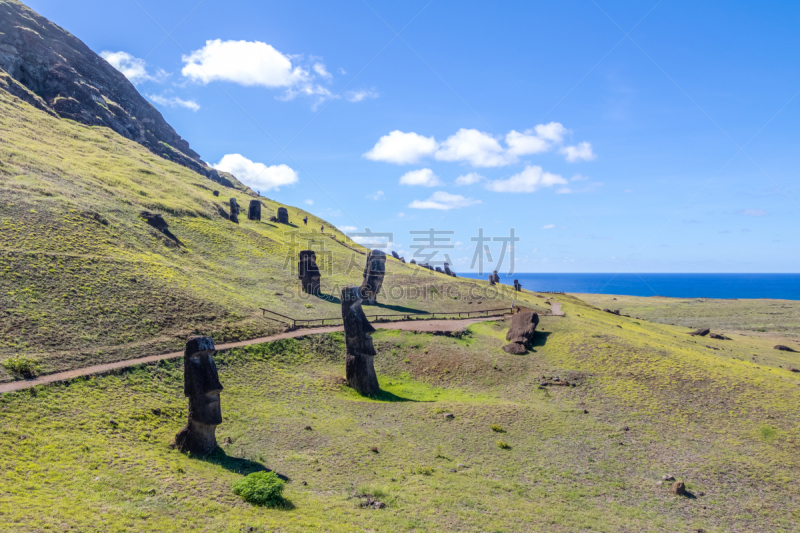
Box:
232, 471, 286, 506
491, 425, 506, 433
1, 355, 41, 379
410, 466, 434, 476
497, 441, 511, 449
759, 425, 777, 442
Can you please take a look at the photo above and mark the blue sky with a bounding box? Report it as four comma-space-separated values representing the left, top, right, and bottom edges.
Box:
26, 0, 800, 273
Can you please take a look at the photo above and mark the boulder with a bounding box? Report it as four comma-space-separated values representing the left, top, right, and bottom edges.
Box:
213, 190, 219, 197
603, 309, 621, 316
774, 345, 796, 352
229, 198, 240, 224
360, 250, 386, 305
502, 342, 527, 354
688, 328, 710, 336
342, 286, 380, 395
247, 199, 261, 221
298, 250, 321, 294
174, 336, 223, 456
277, 207, 289, 224
671, 480, 687, 496
709, 333, 729, 340
506, 311, 540, 344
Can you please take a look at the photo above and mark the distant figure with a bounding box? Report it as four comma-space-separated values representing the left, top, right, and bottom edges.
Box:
303, 216, 308, 226
321, 225, 324, 233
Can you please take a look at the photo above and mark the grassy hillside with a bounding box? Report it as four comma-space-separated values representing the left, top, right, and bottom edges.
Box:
0, 88, 546, 381
1, 299, 799, 532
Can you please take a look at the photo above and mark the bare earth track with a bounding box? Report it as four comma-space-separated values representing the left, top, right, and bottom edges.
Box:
0, 316, 509, 393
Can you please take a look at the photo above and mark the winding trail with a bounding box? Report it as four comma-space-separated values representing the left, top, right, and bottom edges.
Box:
0, 316, 505, 394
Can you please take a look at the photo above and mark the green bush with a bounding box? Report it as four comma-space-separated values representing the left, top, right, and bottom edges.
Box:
497, 440, 511, 449
232, 471, 286, 506
491, 425, 506, 433
1, 355, 41, 378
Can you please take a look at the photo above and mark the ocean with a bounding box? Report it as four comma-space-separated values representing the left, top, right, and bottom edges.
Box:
456, 273, 800, 301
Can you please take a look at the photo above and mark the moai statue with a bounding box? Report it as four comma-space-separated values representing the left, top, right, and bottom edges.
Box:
298, 250, 321, 294
435, 266, 443, 273
391, 251, 400, 260
360, 249, 386, 305
341, 286, 380, 395
514, 279, 521, 292
213, 190, 219, 197
248, 200, 261, 221
410, 259, 416, 265
277, 207, 289, 224
488, 274, 496, 286
444, 263, 455, 277
175, 336, 223, 455
492, 270, 500, 284
229, 198, 240, 224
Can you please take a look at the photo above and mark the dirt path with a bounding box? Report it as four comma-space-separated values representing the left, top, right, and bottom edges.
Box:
550, 302, 564, 316
0, 316, 505, 394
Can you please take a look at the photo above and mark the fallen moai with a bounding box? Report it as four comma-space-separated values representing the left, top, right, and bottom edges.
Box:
342, 286, 380, 395
248, 199, 261, 221
360, 250, 386, 305
775, 345, 796, 352
229, 198, 240, 224
298, 250, 321, 294
688, 328, 711, 336
175, 336, 223, 456
502, 311, 539, 354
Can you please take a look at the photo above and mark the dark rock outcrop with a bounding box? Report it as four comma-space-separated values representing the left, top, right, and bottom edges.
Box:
0, 1, 209, 176
360, 250, 386, 305
709, 333, 729, 340
248, 199, 261, 221
229, 198, 240, 224
174, 336, 223, 456
688, 328, 710, 337
298, 250, 321, 294
341, 286, 379, 395
277, 207, 289, 224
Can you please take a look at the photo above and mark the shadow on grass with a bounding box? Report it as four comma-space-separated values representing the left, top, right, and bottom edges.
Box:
366, 301, 430, 314
315, 292, 341, 305
199, 447, 290, 481
354, 388, 429, 403
530, 330, 551, 350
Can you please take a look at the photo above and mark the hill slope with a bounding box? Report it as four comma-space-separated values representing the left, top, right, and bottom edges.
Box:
0, 88, 541, 381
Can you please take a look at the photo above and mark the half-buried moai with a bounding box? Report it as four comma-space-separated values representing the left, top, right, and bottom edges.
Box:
341, 286, 380, 395
488, 274, 496, 286
229, 198, 240, 224
514, 279, 521, 292
502, 311, 540, 354
444, 263, 456, 277
248, 199, 261, 221
492, 270, 500, 284
175, 336, 223, 455
360, 249, 387, 305
298, 250, 321, 294
277, 207, 289, 224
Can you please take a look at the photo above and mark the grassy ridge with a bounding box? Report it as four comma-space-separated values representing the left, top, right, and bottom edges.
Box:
0, 89, 544, 380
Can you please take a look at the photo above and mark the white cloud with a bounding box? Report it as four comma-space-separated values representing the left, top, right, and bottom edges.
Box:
213, 154, 298, 192
346, 89, 379, 102
182, 40, 309, 88
367, 190, 385, 200
435, 128, 507, 167
304, 199, 314, 205
556, 187, 572, 194
101, 51, 165, 84
737, 209, 768, 216
363, 131, 438, 164
147, 94, 200, 111
541, 224, 555, 229
560, 141, 596, 162
534, 122, 569, 143
408, 191, 481, 210
454, 172, 484, 186
485, 165, 567, 193
313, 63, 331, 79
571, 174, 590, 181
505, 122, 568, 157
399, 168, 442, 187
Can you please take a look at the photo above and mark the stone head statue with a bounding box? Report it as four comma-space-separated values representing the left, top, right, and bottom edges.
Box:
360, 249, 387, 304
341, 285, 379, 395
298, 249, 321, 294
175, 336, 223, 454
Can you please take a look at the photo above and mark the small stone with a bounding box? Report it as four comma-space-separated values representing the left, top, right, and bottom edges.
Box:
301, 481, 307, 486
656, 481, 663, 486
457, 463, 465, 468
304, 426, 312, 431
623, 426, 629, 431
370, 446, 379, 453
443, 413, 455, 419
372, 501, 386, 509
316, 468, 321, 471
583, 409, 588, 414
662, 474, 675, 481
449, 468, 457, 473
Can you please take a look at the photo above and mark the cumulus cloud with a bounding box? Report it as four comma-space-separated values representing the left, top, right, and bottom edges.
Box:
399, 168, 442, 187
455, 172, 484, 186
737, 209, 768, 216
213, 154, 298, 192
304, 199, 314, 205
434, 128, 507, 167
312, 63, 331, 79
363, 131, 438, 164
408, 191, 481, 210
101, 51, 165, 84
365, 122, 594, 168
484, 165, 567, 193
346, 89, 379, 102
560, 141, 596, 162
147, 94, 200, 111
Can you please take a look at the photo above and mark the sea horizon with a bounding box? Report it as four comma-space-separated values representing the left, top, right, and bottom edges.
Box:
456, 272, 800, 301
